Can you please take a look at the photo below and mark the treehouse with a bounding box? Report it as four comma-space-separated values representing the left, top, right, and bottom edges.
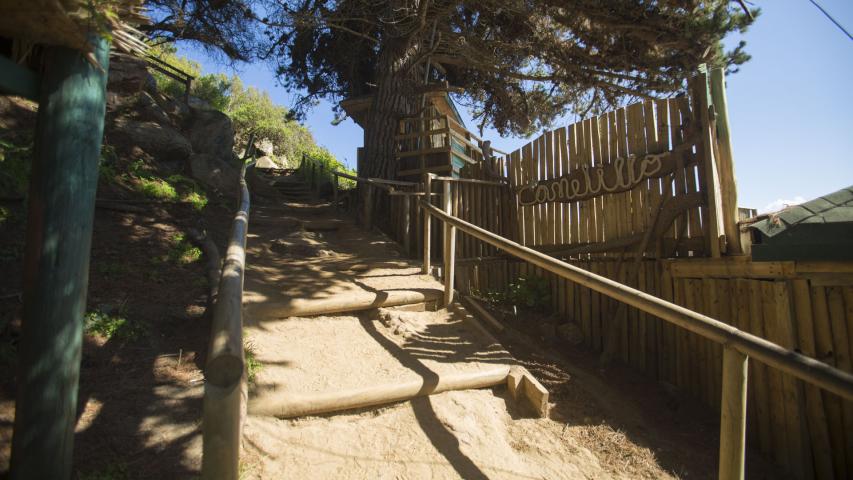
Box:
340, 90, 504, 182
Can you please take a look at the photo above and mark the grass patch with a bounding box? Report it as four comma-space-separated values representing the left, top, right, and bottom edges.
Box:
244, 343, 262, 384
126, 167, 209, 210
137, 177, 179, 201
182, 190, 208, 211
168, 233, 202, 265
84, 310, 146, 341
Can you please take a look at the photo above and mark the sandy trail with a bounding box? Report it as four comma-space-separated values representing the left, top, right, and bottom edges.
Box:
239, 177, 674, 479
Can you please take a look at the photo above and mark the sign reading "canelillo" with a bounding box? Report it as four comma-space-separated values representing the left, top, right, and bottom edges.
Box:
516, 144, 693, 206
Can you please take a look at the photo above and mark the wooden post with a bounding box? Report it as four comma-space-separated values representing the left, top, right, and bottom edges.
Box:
184, 77, 193, 104
718, 346, 748, 480
403, 193, 411, 255
10, 34, 110, 480
422, 173, 432, 274
364, 184, 374, 230
443, 181, 456, 306
709, 68, 742, 255
693, 71, 725, 257
333, 173, 339, 207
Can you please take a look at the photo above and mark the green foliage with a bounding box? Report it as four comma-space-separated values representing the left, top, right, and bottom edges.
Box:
99, 144, 119, 182
128, 167, 208, 210
193, 73, 233, 112
137, 177, 178, 201
482, 275, 551, 312
508, 275, 551, 310
169, 233, 202, 265
84, 310, 146, 341
149, 43, 232, 110
0, 137, 32, 196
147, 41, 339, 170
299, 147, 356, 190
167, 174, 208, 210
244, 342, 262, 384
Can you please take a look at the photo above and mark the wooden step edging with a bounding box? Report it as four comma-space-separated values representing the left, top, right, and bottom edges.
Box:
245, 288, 443, 319
248, 364, 548, 419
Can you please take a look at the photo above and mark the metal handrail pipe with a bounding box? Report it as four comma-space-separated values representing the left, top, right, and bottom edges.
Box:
419, 200, 853, 401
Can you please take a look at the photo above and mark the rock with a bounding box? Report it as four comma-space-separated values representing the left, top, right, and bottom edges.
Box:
161, 98, 192, 126
186, 108, 234, 157
256, 138, 275, 157
557, 322, 585, 345
189, 153, 239, 196
107, 54, 156, 95
135, 92, 173, 126
111, 119, 193, 163
255, 156, 280, 169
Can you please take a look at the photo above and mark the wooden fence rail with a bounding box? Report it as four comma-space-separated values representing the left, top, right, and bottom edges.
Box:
201, 138, 256, 480
419, 188, 853, 480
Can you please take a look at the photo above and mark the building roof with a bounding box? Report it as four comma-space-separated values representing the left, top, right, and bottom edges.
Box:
748, 185, 853, 261
750, 185, 853, 238
340, 91, 465, 130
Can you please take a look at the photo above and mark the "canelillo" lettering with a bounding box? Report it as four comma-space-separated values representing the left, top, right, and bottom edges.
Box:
517, 152, 674, 206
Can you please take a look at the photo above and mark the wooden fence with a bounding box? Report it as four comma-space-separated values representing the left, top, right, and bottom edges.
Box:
369, 68, 853, 478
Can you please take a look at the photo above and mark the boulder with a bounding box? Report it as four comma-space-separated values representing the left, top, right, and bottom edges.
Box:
111, 119, 193, 163
256, 138, 275, 157
107, 54, 156, 95
189, 153, 240, 196
135, 92, 173, 126
255, 156, 280, 169
186, 108, 234, 157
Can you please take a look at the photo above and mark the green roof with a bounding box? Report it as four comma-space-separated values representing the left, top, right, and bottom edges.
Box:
750, 186, 853, 238
748, 185, 853, 261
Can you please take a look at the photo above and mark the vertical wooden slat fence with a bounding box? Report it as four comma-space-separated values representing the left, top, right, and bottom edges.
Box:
348, 68, 853, 479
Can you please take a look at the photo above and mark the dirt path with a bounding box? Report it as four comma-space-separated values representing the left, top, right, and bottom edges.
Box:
239, 174, 678, 479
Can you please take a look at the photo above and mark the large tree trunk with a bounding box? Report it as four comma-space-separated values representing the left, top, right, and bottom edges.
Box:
360, 37, 421, 228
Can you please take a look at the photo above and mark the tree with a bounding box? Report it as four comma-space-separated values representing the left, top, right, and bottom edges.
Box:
146, 0, 757, 183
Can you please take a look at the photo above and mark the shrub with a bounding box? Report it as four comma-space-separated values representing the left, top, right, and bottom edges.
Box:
84, 311, 146, 341
169, 233, 202, 265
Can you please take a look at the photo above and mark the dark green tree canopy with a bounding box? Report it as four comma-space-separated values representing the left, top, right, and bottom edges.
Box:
148, 1, 755, 136
257, 0, 755, 135
147, 0, 756, 180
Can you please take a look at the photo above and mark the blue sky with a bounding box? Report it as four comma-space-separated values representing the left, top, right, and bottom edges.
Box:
177, 0, 852, 213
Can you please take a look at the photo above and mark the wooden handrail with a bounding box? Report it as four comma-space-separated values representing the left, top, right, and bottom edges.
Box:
419, 187, 853, 479
332, 171, 418, 187
430, 175, 507, 187
419, 198, 853, 400
201, 136, 256, 480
